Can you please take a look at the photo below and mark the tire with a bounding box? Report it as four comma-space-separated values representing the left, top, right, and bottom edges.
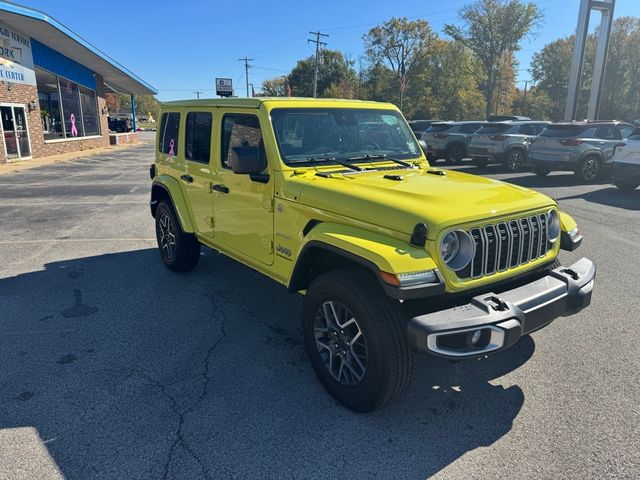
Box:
302, 268, 415, 412
614, 181, 638, 193
575, 156, 601, 183
534, 167, 551, 177
445, 144, 465, 164
155, 200, 201, 272
505, 149, 526, 171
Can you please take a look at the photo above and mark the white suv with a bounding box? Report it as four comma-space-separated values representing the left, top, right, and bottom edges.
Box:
611, 128, 640, 192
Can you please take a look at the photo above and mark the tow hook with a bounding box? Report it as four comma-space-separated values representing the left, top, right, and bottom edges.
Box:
560, 268, 580, 281
486, 296, 509, 312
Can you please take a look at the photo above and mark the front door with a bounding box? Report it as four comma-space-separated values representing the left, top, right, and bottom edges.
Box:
212, 111, 274, 265
1, 105, 31, 159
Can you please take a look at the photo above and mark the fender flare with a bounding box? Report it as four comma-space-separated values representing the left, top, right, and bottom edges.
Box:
151, 176, 195, 233
288, 222, 443, 299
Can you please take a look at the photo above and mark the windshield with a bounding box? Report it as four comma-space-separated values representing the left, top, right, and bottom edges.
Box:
271, 108, 422, 166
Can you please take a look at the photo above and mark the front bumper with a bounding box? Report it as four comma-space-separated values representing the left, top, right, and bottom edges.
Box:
407, 258, 596, 359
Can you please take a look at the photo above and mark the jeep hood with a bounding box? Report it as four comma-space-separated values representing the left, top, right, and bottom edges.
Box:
296, 168, 555, 239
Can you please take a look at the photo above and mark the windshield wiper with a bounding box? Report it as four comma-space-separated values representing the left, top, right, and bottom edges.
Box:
345, 154, 415, 168
302, 156, 363, 171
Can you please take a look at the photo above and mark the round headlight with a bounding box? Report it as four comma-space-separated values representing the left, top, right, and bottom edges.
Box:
546, 209, 560, 242
440, 230, 474, 271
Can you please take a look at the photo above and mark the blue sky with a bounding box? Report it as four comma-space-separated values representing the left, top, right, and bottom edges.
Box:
17, 0, 640, 100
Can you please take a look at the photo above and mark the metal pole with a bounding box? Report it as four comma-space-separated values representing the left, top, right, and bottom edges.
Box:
308, 31, 328, 98
239, 57, 254, 97
588, 3, 615, 119
523, 80, 528, 116
130, 94, 136, 132
400, 44, 405, 112
565, 0, 591, 120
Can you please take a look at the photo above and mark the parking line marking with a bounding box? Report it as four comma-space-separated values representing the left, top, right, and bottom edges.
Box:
0, 201, 147, 206
0, 238, 156, 244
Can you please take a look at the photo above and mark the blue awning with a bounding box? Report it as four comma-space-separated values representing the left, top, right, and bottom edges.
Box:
0, 1, 157, 95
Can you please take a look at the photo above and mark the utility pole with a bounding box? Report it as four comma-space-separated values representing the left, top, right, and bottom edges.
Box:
193, 90, 203, 99
308, 31, 328, 98
522, 80, 528, 116
239, 57, 254, 97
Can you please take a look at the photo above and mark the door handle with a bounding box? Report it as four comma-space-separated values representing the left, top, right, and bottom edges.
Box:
180, 174, 193, 183
212, 184, 229, 194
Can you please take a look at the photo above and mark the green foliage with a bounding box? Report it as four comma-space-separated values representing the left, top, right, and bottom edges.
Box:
445, 0, 542, 117
261, 77, 288, 96
287, 49, 357, 98
113, 93, 161, 120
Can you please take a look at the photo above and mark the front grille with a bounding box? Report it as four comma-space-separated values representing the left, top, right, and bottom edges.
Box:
457, 213, 552, 280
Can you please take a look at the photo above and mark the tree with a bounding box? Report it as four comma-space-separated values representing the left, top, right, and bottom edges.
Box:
445, 0, 543, 118
261, 77, 288, 96
286, 49, 356, 98
363, 17, 436, 108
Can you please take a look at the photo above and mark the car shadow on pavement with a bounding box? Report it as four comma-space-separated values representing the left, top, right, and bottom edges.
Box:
0, 248, 532, 479
553, 187, 640, 211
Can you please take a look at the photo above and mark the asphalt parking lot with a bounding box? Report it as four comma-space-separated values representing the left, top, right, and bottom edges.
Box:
1, 142, 638, 480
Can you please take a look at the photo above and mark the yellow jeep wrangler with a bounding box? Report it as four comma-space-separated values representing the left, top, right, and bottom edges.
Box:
150, 98, 595, 412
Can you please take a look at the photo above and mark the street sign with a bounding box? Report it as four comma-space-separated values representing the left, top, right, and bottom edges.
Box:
216, 78, 233, 97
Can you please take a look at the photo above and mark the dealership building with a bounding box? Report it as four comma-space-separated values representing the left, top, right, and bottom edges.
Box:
0, 1, 156, 163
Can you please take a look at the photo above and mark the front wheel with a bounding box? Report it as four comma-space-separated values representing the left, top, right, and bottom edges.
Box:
575, 156, 601, 183
155, 200, 201, 272
505, 149, 526, 171
446, 144, 465, 164
302, 269, 415, 412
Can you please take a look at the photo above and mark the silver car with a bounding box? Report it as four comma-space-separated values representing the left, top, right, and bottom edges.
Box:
528, 121, 635, 183
469, 121, 550, 171
422, 121, 484, 163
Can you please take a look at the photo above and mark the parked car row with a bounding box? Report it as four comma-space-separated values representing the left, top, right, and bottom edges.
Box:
411, 117, 639, 190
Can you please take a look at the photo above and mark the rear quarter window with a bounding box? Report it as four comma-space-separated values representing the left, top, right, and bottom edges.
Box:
159, 112, 180, 156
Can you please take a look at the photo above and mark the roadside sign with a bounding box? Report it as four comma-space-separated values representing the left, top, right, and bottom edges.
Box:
216, 78, 233, 97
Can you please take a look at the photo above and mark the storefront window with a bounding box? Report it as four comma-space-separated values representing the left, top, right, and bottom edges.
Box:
80, 86, 99, 136
60, 78, 83, 137
36, 68, 64, 140
35, 67, 101, 140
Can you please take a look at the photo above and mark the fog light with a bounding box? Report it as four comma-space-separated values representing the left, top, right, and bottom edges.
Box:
470, 330, 482, 345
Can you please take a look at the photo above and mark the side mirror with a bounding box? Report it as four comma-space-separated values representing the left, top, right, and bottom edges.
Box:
230, 146, 266, 174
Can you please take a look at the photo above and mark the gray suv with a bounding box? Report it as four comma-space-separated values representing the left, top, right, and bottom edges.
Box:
469, 121, 550, 171
422, 121, 484, 163
528, 121, 635, 183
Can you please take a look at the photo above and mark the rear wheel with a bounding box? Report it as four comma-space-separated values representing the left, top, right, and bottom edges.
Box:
302, 268, 415, 412
505, 149, 526, 171
445, 144, 465, 164
614, 181, 638, 193
534, 167, 551, 177
575, 156, 601, 183
155, 200, 201, 272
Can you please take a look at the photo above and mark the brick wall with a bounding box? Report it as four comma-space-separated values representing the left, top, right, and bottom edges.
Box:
0, 74, 110, 164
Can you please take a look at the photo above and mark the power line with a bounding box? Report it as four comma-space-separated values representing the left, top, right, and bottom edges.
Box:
238, 57, 254, 97
308, 31, 329, 98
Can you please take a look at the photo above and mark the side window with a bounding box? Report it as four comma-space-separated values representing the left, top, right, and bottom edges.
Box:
221, 114, 264, 169
535, 124, 547, 135
460, 124, 479, 134
519, 125, 533, 136
596, 126, 620, 140
159, 112, 180, 156
619, 125, 634, 139
185, 112, 212, 163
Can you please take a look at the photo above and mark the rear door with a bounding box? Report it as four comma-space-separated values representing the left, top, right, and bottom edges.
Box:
182, 110, 215, 237
211, 110, 274, 265
595, 125, 622, 160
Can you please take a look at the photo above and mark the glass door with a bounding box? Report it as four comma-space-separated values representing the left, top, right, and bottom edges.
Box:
1, 105, 31, 159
